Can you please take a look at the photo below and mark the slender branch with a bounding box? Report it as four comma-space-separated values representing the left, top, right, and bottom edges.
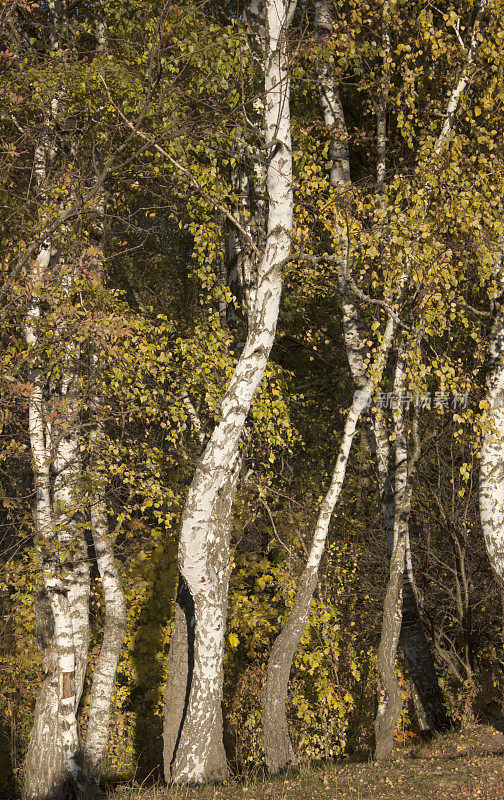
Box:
434, 0, 487, 156
98, 75, 262, 260
0, 168, 109, 301
259, 497, 293, 557
277, 250, 413, 330
458, 298, 492, 319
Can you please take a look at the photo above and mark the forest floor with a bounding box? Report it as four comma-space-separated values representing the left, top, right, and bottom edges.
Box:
109, 723, 504, 800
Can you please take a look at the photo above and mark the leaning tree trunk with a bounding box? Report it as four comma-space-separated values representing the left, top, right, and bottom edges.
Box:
374, 355, 419, 760
164, 0, 296, 784
373, 0, 487, 739
315, 0, 448, 740
84, 477, 127, 780
84, 496, 127, 777
163, 459, 240, 782
390, 0, 487, 740
263, 315, 395, 774
84, 105, 128, 778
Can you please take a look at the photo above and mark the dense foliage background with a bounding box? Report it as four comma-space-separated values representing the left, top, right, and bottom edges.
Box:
1, 0, 504, 796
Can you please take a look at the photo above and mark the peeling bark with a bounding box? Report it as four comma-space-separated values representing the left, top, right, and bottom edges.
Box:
164, 0, 296, 784
168, 462, 240, 783
480, 253, 504, 587
85, 495, 127, 776
22, 19, 90, 796
23, 241, 89, 799
84, 118, 127, 778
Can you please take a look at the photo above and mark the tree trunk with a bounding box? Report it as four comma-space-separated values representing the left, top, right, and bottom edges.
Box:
23, 92, 90, 800
314, 0, 453, 741
480, 255, 504, 584
84, 119, 127, 779
374, 356, 419, 760
163, 575, 195, 781
168, 463, 240, 782
375, 0, 487, 735
84, 495, 127, 777
263, 316, 395, 774
164, 1, 296, 784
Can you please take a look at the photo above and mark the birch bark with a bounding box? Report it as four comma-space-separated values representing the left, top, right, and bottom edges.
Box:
480, 252, 504, 591
314, 0, 448, 740
163, 0, 296, 784
375, 1, 488, 749
263, 315, 395, 775
84, 170, 127, 779
84, 489, 127, 776
23, 138, 89, 800
22, 6, 91, 795
374, 356, 419, 760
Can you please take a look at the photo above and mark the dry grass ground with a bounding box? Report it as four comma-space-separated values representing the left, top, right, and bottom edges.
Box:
108, 724, 504, 800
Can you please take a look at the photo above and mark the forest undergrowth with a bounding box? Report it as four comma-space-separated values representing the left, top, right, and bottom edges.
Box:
109, 723, 504, 800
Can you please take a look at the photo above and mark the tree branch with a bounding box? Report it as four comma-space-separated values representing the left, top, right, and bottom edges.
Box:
98, 75, 262, 261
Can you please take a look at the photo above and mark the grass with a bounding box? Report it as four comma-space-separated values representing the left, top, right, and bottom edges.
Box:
107, 723, 504, 800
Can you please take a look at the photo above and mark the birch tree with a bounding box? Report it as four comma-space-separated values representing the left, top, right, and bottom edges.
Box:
23, 121, 90, 800
18, 5, 130, 793
374, 352, 420, 760
163, 0, 296, 784
314, 0, 447, 744
374, 0, 488, 758
263, 311, 395, 774
480, 251, 504, 605
84, 90, 127, 778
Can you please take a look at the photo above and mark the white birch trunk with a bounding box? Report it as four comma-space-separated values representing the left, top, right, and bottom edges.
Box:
374, 357, 410, 759
374, 357, 421, 760
480, 253, 504, 585
52, 312, 90, 705
84, 127, 127, 777
263, 315, 395, 774
434, 0, 487, 156
85, 494, 127, 774
315, 0, 448, 740
23, 164, 88, 800
165, 0, 296, 784
23, 23, 90, 791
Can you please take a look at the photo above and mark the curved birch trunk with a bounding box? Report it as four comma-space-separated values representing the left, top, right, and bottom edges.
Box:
164, 461, 240, 782
374, 357, 419, 760
372, 1, 487, 744
164, 1, 296, 784
84, 495, 127, 777
315, 0, 447, 741
84, 135, 127, 779
263, 316, 395, 775
377, 1, 487, 746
